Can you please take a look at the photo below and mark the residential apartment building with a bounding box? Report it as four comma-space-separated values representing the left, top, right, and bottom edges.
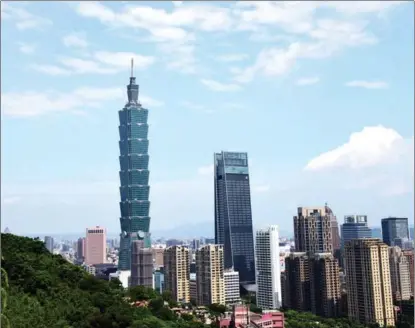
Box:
224, 269, 240, 305
344, 239, 394, 327
189, 273, 197, 302
403, 250, 414, 297
294, 207, 333, 255
164, 246, 190, 303
282, 252, 310, 312
130, 240, 153, 288
309, 253, 341, 317
389, 246, 412, 301
196, 244, 225, 306
256, 225, 282, 310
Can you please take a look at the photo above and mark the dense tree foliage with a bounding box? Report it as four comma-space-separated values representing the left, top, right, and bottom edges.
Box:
0, 233, 207, 328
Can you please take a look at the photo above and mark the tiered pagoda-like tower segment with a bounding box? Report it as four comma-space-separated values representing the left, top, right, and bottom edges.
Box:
118, 61, 151, 271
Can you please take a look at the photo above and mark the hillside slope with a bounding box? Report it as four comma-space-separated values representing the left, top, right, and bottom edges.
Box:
0, 233, 204, 328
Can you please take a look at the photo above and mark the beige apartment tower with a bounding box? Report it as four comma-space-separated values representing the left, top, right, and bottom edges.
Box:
344, 239, 395, 327
389, 246, 412, 301
309, 253, 341, 317
164, 246, 190, 303
402, 250, 414, 297
294, 207, 333, 255
196, 244, 225, 306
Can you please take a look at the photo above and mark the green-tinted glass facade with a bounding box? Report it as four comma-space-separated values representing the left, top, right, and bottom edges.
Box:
118, 75, 151, 271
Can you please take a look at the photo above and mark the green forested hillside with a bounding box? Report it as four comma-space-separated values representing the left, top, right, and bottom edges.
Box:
0, 233, 205, 328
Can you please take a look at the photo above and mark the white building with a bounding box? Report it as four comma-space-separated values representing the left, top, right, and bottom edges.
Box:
109, 270, 131, 288
224, 269, 240, 304
256, 225, 282, 310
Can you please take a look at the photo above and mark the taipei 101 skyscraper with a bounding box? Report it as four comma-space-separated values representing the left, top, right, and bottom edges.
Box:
118, 59, 152, 271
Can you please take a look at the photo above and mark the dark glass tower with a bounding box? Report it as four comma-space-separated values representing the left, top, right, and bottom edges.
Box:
340, 215, 372, 248
214, 151, 256, 285
118, 61, 151, 271
381, 217, 409, 246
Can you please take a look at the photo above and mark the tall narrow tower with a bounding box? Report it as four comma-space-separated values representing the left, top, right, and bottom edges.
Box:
214, 151, 256, 285
118, 59, 152, 271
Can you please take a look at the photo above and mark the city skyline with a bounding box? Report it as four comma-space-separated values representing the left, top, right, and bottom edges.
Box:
2, 1, 414, 235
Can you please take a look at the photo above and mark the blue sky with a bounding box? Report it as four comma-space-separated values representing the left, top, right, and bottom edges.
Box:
1, 1, 414, 236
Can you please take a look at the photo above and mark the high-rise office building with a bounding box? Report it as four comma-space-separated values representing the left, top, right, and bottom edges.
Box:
164, 246, 190, 303
196, 244, 225, 306
381, 217, 409, 247
344, 239, 394, 327
76, 237, 85, 261
224, 269, 240, 305
294, 207, 333, 255
130, 240, 153, 288
118, 60, 152, 271
85, 226, 106, 265
214, 151, 256, 285
389, 246, 412, 301
256, 225, 282, 310
309, 253, 341, 317
340, 215, 372, 248
403, 250, 414, 297
44, 236, 54, 253
282, 252, 310, 312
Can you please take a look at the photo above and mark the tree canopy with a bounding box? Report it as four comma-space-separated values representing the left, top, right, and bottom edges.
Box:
0, 233, 207, 328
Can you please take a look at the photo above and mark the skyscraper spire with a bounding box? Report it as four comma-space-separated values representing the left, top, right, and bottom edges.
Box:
127, 58, 139, 104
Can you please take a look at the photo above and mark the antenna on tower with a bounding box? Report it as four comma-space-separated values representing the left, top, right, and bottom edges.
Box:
130, 57, 134, 78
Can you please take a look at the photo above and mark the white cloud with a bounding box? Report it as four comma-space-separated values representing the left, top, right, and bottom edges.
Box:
2, 87, 163, 118
296, 77, 320, 86
345, 80, 389, 89
201, 79, 242, 92
172, 1, 183, 7
70, 1, 407, 80
2, 2, 52, 30
216, 54, 249, 62
33, 51, 155, 76
17, 42, 36, 54
305, 126, 412, 171
198, 164, 214, 176
62, 33, 88, 48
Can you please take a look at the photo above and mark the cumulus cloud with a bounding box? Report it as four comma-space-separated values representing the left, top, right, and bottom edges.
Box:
305, 126, 412, 171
